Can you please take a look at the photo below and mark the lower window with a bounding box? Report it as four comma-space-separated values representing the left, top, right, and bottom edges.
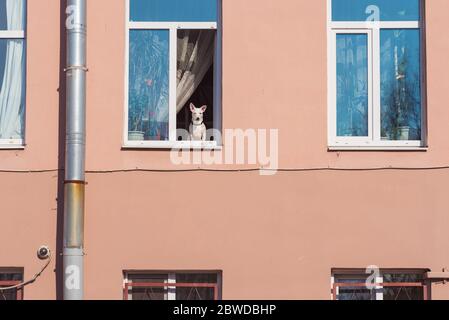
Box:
123, 271, 222, 300
332, 268, 429, 300
0, 268, 24, 300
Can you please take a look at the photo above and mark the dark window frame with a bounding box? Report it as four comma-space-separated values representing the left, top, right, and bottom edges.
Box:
331, 268, 430, 300
0, 267, 24, 300
123, 270, 223, 301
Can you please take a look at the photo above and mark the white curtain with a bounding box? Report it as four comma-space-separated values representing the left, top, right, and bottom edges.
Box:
176, 30, 215, 114
0, 0, 25, 140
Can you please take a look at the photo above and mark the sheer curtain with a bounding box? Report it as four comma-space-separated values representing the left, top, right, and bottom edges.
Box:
0, 0, 25, 140
176, 30, 215, 114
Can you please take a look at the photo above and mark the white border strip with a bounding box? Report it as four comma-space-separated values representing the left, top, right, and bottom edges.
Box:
0, 30, 25, 39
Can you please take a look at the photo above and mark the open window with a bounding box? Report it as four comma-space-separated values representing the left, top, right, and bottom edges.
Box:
125, 0, 222, 149
123, 271, 222, 300
0, 268, 24, 300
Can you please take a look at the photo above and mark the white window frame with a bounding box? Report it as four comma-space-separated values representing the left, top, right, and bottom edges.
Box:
0, 23, 26, 149
327, 0, 427, 150
123, 0, 222, 150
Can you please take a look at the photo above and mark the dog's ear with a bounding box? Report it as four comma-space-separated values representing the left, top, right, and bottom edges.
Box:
190, 103, 196, 112
200, 105, 207, 113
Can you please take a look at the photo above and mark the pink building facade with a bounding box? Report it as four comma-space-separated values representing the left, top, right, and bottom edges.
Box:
1, 0, 449, 300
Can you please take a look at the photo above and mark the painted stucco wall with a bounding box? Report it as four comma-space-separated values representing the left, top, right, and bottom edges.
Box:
1, 0, 449, 299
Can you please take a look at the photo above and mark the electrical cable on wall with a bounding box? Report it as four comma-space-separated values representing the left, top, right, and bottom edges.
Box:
0, 246, 52, 293
3, 165, 449, 174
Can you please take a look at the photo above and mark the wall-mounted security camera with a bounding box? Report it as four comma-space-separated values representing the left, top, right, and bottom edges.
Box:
37, 246, 51, 260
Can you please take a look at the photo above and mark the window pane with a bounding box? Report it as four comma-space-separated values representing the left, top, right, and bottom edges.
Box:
0, 270, 23, 301
382, 273, 424, 300
176, 273, 217, 300
0, 288, 18, 300
176, 29, 216, 140
0, 0, 26, 30
128, 30, 169, 141
128, 274, 168, 300
126, 273, 220, 301
337, 283, 375, 300
332, 0, 420, 22
336, 34, 369, 137
0, 39, 26, 140
334, 275, 375, 300
380, 29, 421, 141
0, 272, 22, 282
130, 0, 217, 22
334, 271, 426, 300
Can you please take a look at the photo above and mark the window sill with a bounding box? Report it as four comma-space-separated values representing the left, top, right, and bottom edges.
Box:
122, 141, 222, 150
0, 141, 25, 150
328, 146, 428, 152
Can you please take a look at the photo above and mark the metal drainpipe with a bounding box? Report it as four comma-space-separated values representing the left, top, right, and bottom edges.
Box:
63, 0, 87, 300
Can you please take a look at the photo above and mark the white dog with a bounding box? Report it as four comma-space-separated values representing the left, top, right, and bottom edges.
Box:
189, 103, 207, 141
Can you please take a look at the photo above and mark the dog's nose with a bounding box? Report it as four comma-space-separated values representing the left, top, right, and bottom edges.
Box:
196, 118, 200, 121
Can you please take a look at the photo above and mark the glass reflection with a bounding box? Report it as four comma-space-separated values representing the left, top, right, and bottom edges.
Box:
336, 34, 369, 137
380, 29, 421, 141
128, 30, 169, 141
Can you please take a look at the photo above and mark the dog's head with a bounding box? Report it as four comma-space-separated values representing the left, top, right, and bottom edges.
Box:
190, 103, 207, 125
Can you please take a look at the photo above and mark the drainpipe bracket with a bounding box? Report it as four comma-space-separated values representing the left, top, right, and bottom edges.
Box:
64, 180, 87, 185
64, 65, 89, 72
60, 250, 86, 257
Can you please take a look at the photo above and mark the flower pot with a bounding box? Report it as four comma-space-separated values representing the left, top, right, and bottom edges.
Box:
398, 126, 410, 140
128, 131, 145, 141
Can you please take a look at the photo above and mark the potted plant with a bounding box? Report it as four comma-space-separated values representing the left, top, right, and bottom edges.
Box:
381, 41, 421, 141
128, 94, 145, 141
